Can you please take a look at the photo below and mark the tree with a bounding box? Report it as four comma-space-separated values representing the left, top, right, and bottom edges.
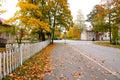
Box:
67, 26, 80, 40
54, 27, 61, 39
74, 9, 86, 38
5, 0, 50, 43
100, 0, 120, 44
0, 3, 14, 39
45, 0, 73, 43
5, 0, 73, 43
87, 5, 108, 31
75, 9, 85, 31
111, 0, 120, 43
87, 3, 113, 42
87, 0, 120, 44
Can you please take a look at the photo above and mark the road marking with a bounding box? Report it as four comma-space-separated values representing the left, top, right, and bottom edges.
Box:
69, 45, 120, 79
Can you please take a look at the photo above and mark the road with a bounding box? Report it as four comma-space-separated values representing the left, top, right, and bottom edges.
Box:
44, 40, 120, 80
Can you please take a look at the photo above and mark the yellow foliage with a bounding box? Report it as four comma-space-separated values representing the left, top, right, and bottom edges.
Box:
17, 2, 39, 10
5, 1, 50, 33
67, 27, 80, 39
5, 15, 50, 32
60, 33, 65, 39
20, 16, 50, 32
17, 2, 42, 17
55, 29, 61, 37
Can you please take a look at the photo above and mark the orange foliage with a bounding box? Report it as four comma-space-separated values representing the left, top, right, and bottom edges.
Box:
67, 27, 80, 39
5, 44, 54, 79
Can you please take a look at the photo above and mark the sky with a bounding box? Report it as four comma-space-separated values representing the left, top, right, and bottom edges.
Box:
68, 0, 101, 21
0, 0, 101, 21
0, 0, 18, 20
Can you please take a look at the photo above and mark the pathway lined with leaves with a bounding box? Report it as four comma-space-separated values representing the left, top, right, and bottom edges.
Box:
44, 43, 120, 80
3, 44, 54, 80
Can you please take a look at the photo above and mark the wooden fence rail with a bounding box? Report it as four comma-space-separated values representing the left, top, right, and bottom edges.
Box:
0, 40, 50, 79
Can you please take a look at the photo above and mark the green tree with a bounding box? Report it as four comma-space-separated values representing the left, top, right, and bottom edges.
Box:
111, 0, 120, 43
87, 4, 113, 43
88, 0, 120, 44
101, 0, 120, 44
45, 0, 73, 43
87, 5, 108, 32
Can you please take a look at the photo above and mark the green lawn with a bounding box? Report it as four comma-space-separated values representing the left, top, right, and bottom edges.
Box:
94, 41, 120, 49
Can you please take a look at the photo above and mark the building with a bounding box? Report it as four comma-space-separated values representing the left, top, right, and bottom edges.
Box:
81, 26, 110, 41
0, 18, 15, 47
81, 26, 95, 40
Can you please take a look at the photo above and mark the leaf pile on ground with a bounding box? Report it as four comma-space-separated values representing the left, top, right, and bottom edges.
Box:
4, 44, 54, 80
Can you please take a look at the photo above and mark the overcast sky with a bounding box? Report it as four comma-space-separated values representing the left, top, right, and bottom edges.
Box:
0, 0, 101, 21
0, 0, 18, 20
68, 0, 101, 21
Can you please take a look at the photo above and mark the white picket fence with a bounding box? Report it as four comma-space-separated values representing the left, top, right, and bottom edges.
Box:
0, 40, 51, 79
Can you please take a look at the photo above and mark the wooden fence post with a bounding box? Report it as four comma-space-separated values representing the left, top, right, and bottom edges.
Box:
3, 52, 6, 77
20, 44, 23, 66
9, 50, 12, 73
6, 51, 9, 75
0, 53, 2, 79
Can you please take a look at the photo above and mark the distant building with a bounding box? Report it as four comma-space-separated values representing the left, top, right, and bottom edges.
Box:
0, 18, 15, 47
81, 26, 110, 41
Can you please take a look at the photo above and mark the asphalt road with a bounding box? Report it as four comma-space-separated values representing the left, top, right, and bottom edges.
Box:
44, 40, 120, 80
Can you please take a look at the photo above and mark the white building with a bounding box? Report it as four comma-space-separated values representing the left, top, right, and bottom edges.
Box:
81, 27, 110, 41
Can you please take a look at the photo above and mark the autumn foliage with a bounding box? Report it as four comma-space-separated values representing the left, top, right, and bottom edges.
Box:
4, 44, 54, 80
66, 27, 80, 40
3, 0, 73, 42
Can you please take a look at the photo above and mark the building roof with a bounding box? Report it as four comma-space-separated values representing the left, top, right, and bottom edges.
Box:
0, 18, 11, 27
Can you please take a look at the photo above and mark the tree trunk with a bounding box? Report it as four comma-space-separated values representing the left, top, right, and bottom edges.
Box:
51, 16, 56, 43
51, 27, 55, 43
41, 32, 45, 41
38, 33, 41, 41
108, 11, 112, 44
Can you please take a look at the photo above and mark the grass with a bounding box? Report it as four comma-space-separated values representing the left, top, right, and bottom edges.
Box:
3, 44, 54, 80
94, 41, 120, 49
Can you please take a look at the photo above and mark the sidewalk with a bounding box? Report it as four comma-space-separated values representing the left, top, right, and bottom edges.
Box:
44, 43, 120, 80
3, 44, 53, 80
